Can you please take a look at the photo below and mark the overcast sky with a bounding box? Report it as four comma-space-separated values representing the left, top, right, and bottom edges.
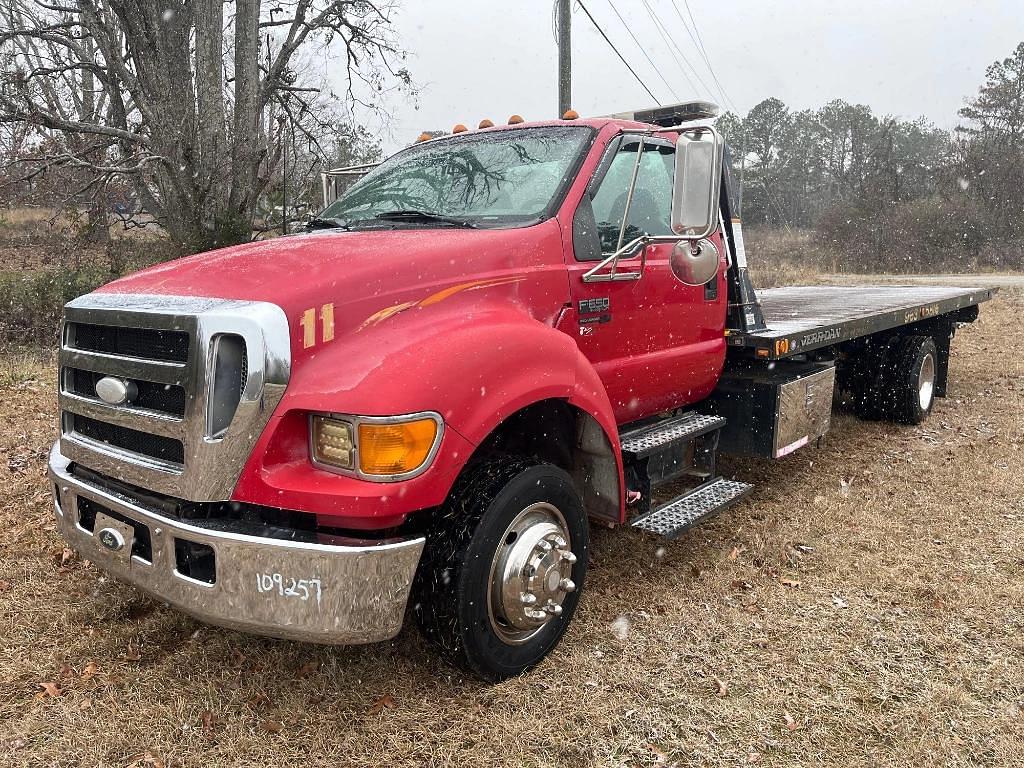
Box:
355, 0, 1021, 154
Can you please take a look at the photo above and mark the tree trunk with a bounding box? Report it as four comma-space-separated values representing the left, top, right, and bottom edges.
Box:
79, 32, 109, 243
228, 0, 261, 240
194, 0, 226, 230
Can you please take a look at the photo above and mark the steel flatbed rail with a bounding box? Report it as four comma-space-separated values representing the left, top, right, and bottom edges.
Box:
727, 284, 998, 360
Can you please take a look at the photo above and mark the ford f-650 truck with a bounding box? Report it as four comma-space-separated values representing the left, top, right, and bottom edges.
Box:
49, 102, 995, 681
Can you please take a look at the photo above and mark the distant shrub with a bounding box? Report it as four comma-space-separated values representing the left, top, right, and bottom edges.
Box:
0, 267, 112, 349
0, 220, 189, 351
104, 237, 185, 275
816, 196, 1000, 272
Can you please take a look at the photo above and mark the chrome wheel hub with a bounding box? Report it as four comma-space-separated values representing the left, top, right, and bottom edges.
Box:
918, 351, 936, 410
487, 502, 576, 645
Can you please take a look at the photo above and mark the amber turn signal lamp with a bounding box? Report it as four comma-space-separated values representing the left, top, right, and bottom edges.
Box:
478, 118, 494, 128
452, 123, 468, 133
508, 114, 524, 125
561, 109, 579, 120
358, 418, 439, 476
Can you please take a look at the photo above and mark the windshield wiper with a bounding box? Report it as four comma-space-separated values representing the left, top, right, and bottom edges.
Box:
306, 216, 351, 230
374, 209, 478, 228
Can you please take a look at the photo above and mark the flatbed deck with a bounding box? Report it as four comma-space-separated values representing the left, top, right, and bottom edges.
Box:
728, 285, 997, 359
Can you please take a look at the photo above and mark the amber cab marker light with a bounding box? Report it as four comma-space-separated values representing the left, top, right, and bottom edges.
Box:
415, 132, 432, 143
357, 418, 439, 476
507, 114, 525, 125
561, 109, 579, 120
478, 118, 494, 129
452, 123, 468, 133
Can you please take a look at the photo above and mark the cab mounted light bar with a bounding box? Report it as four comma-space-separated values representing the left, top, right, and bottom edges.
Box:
603, 101, 721, 127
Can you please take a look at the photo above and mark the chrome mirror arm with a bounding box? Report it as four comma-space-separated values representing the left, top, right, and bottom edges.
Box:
614, 140, 646, 256
582, 238, 648, 283
583, 234, 690, 283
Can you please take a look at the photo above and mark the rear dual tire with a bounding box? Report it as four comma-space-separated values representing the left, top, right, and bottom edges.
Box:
852, 335, 937, 425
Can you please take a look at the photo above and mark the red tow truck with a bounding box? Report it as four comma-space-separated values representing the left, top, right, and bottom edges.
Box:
50, 102, 995, 681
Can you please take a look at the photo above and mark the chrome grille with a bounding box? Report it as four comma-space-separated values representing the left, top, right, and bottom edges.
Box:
58, 294, 291, 502
68, 322, 190, 362
70, 413, 185, 465
66, 367, 187, 416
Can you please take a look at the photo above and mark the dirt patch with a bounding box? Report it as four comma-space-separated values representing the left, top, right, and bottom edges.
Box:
1, 295, 1021, 767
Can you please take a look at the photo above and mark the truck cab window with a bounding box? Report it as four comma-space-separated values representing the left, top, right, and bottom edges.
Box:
590, 139, 675, 253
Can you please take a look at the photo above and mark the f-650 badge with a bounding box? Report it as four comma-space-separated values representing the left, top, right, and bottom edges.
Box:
579, 297, 610, 314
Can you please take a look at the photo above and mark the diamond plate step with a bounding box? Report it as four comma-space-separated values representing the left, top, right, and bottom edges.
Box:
619, 412, 726, 461
630, 477, 753, 539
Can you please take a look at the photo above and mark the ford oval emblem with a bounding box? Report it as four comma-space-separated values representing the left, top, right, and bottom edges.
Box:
95, 376, 135, 405
97, 527, 125, 552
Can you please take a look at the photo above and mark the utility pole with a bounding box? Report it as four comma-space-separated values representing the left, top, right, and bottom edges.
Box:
557, 0, 571, 116
738, 129, 746, 218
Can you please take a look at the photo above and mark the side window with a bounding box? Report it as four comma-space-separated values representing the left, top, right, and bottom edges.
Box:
590, 139, 675, 254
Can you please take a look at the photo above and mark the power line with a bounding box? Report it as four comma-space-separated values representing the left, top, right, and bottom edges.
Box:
576, 0, 661, 105
673, 0, 738, 113
603, 0, 680, 102
667, 1, 726, 103
639, 0, 713, 99
660, 0, 782, 226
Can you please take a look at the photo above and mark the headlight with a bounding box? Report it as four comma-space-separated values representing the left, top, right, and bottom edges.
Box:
310, 416, 355, 469
310, 413, 442, 480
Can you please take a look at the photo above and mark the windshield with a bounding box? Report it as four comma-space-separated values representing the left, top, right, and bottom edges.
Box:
320, 126, 593, 228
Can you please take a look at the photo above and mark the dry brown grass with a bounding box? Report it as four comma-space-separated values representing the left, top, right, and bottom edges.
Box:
0, 206, 61, 226
0, 207, 170, 273
744, 229, 834, 288
1, 294, 1022, 768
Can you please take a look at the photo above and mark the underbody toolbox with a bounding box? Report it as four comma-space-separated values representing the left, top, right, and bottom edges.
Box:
707, 362, 836, 459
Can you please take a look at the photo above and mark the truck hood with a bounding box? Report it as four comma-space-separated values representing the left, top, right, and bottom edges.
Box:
98, 223, 569, 351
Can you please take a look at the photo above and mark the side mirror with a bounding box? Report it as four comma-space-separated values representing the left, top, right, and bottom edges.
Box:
670, 127, 723, 239
670, 238, 720, 286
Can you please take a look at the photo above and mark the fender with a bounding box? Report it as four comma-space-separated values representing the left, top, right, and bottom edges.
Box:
232, 304, 627, 527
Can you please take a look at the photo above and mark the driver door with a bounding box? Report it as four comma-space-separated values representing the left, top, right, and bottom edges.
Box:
561, 134, 727, 424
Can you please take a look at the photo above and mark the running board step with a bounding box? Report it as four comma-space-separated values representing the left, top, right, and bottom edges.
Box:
630, 477, 753, 539
620, 412, 726, 461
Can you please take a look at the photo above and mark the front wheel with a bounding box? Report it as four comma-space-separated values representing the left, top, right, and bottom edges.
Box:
412, 458, 589, 681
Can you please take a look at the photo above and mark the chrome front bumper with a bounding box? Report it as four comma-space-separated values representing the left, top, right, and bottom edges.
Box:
48, 444, 425, 645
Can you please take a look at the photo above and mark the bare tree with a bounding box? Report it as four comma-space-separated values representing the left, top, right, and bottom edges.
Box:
0, 0, 411, 250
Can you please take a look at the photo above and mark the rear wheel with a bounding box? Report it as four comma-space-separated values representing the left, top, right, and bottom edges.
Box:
889, 335, 938, 424
413, 457, 588, 681
850, 335, 937, 424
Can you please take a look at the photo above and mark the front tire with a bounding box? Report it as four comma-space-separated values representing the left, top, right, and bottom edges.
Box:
412, 457, 588, 682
